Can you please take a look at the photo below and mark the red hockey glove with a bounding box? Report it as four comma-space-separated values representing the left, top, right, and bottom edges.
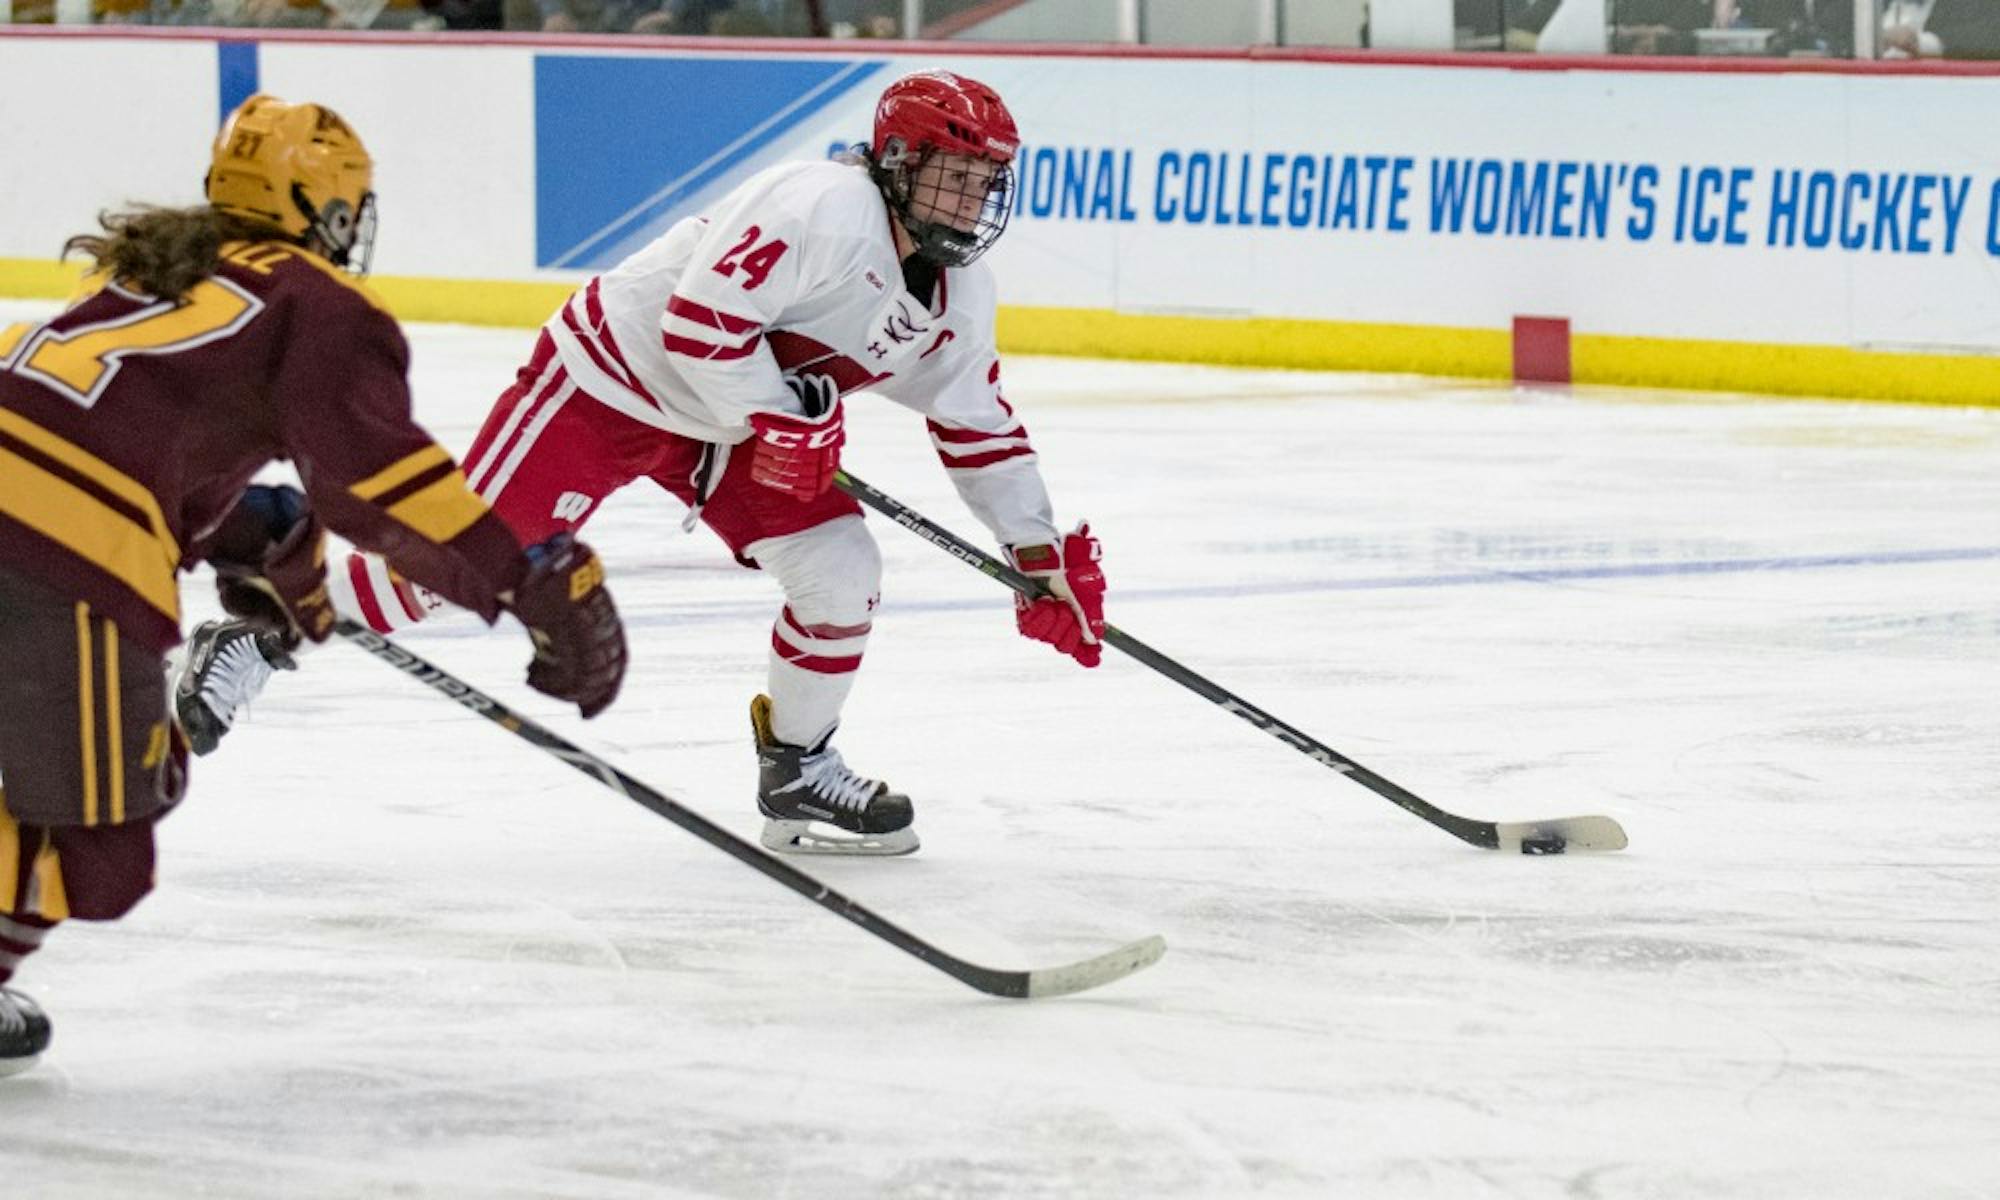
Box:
1007, 523, 1107, 668
747, 374, 844, 501
204, 484, 334, 648
506, 533, 627, 719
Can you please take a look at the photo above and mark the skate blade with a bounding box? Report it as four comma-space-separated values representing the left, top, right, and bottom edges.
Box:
760, 818, 919, 857
0, 1054, 42, 1079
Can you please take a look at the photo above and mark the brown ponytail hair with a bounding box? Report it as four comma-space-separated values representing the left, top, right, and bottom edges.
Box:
63, 205, 291, 301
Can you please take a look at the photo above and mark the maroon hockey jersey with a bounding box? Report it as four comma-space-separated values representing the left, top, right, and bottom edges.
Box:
0, 241, 523, 654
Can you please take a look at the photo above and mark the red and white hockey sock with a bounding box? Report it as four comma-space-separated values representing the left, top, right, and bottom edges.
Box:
326, 550, 449, 634
0, 913, 55, 988
767, 605, 871, 746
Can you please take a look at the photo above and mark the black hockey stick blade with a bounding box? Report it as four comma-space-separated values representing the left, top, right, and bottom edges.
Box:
334, 620, 1165, 998
833, 470, 1629, 855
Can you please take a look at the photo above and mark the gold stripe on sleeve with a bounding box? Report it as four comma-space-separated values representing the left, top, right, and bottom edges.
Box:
384, 470, 491, 544
349, 445, 452, 503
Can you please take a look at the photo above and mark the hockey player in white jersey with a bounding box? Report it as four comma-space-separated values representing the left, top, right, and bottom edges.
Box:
176, 69, 1108, 856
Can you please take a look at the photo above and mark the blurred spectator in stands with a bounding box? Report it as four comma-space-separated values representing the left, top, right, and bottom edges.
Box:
416, 0, 499, 26
626, 0, 676, 31
1884, 0, 2000, 57
542, 0, 725, 32
709, 2, 778, 33
539, 0, 643, 30
1454, 0, 1563, 49
243, 0, 328, 25
854, 13, 897, 36
1727, 0, 1851, 54
1607, 0, 1711, 53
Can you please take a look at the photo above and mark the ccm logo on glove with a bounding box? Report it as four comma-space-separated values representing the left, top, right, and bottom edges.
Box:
747, 373, 845, 501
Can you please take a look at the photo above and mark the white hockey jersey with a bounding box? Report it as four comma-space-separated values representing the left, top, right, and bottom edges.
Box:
543, 159, 1059, 548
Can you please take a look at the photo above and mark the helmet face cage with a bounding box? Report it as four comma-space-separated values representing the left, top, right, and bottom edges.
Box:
880, 144, 1013, 268
299, 183, 378, 274
869, 71, 1019, 268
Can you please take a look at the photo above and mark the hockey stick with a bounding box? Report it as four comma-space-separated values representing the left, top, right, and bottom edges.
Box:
334, 618, 1165, 998
834, 470, 1628, 855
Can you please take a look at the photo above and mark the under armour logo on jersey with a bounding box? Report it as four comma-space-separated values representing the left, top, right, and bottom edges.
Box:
552, 491, 592, 522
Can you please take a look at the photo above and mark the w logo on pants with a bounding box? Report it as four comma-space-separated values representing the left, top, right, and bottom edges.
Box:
551, 491, 593, 522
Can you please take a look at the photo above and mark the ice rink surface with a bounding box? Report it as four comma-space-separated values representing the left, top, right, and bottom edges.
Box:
3, 303, 1998, 1198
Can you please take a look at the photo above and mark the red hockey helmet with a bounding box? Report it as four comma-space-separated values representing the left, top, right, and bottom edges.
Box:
868, 71, 1018, 267
871, 70, 1019, 165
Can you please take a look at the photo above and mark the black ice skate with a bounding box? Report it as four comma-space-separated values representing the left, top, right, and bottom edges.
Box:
751, 694, 918, 857
172, 618, 296, 756
0, 987, 51, 1077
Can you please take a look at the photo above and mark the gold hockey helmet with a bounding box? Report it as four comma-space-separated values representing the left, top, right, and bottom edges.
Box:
206, 93, 377, 273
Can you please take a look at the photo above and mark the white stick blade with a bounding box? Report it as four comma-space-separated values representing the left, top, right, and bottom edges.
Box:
1024, 935, 1168, 999
1495, 816, 1629, 855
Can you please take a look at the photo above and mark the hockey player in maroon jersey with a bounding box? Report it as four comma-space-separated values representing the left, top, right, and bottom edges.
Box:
0, 94, 628, 1076
178, 70, 1107, 858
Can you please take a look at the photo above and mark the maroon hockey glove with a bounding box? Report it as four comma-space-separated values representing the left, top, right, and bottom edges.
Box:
507, 532, 627, 719
1007, 523, 1107, 668
747, 375, 844, 501
204, 484, 334, 647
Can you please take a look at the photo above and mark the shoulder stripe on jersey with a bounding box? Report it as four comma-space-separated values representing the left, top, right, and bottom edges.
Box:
351, 445, 452, 502
0, 410, 181, 622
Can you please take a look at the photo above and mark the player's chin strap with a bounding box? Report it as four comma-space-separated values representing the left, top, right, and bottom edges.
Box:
828, 470, 1631, 857
679, 442, 731, 533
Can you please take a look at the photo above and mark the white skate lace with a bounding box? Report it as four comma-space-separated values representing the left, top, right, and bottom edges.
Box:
198, 635, 274, 730
0, 993, 23, 1036
793, 747, 881, 813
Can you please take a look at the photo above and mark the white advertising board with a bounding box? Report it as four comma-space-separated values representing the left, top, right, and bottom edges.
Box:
5, 32, 2000, 364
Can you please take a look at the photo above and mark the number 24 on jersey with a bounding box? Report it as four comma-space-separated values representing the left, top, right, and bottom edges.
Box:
711, 226, 789, 290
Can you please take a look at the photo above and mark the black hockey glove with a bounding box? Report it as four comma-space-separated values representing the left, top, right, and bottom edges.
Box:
506, 532, 626, 719
204, 484, 334, 648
